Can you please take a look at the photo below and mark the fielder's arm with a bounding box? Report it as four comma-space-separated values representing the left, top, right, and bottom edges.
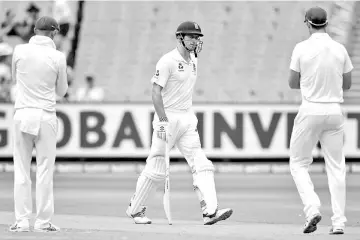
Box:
288, 70, 301, 89
343, 72, 352, 90
289, 44, 301, 89
152, 83, 167, 120
56, 54, 68, 97
343, 46, 353, 91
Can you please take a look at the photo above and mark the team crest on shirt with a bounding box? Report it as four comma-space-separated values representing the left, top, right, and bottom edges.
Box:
154, 70, 159, 78
178, 63, 184, 72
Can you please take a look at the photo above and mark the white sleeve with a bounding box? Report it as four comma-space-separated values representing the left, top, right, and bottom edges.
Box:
56, 53, 68, 97
150, 57, 172, 87
289, 44, 301, 72
343, 45, 353, 74
11, 46, 19, 83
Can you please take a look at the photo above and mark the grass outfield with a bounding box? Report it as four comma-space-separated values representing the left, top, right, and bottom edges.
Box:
0, 172, 359, 240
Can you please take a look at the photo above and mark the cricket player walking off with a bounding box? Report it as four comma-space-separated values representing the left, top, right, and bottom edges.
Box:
126, 21, 233, 225
9, 16, 68, 232
288, 7, 353, 235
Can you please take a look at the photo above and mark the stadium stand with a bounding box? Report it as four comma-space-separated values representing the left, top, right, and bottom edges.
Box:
0, 1, 357, 103
74, 1, 341, 103
0, 1, 50, 47
341, 2, 360, 103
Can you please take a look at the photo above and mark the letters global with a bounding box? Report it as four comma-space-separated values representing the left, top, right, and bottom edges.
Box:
1, 104, 360, 158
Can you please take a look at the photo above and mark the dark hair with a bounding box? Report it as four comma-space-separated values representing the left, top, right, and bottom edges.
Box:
309, 23, 327, 30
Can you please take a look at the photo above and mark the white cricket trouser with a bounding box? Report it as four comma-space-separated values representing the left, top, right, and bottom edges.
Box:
129, 108, 217, 215
289, 109, 346, 227
150, 108, 214, 174
13, 108, 58, 227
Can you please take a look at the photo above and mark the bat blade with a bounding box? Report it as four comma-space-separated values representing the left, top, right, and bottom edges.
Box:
163, 142, 172, 225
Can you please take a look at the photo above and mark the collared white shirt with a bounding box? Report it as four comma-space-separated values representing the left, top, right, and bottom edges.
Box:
151, 48, 197, 111
290, 33, 353, 104
12, 35, 68, 112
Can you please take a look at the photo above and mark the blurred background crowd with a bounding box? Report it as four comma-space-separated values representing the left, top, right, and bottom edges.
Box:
0, 0, 104, 103
0, 1, 358, 104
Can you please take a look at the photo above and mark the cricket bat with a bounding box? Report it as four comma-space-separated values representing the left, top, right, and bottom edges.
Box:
163, 141, 172, 225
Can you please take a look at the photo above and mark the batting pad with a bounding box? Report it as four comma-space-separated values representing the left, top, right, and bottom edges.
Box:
129, 156, 166, 214
188, 149, 215, 174
193, 170, 218, 215
142, 156, 166, 181
128, 175, 156, 215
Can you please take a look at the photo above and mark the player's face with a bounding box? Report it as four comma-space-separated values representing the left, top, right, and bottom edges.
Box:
183, 34, 202, 51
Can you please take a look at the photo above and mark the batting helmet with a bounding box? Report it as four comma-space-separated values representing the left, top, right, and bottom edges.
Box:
175, 21, 203, 37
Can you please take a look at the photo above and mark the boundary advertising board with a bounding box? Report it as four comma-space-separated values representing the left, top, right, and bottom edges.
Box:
1, 104, 360, 159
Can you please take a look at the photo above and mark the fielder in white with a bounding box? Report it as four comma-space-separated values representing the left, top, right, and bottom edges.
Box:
126, 21, 233, 225
10, 16, 68, 232
288, 7, 353, 235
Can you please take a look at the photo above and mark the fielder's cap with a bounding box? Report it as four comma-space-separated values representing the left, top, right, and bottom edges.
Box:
34, 16, 60, 31
304, 7, 328, 26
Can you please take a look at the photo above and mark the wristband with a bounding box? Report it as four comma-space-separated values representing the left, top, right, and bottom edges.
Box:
159, 116, 168, 122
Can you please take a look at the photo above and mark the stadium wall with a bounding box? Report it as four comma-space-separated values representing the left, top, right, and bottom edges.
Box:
1, 103, 360, 162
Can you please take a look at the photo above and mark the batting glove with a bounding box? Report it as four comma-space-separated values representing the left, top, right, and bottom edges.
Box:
156, 117, 169, 142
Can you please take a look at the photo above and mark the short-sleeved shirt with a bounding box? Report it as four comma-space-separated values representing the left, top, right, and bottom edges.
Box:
12, 35, 68, 112
290, 33, 353, 104
151, 48, 198, 111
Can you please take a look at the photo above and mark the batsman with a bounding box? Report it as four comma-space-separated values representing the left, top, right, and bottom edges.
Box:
126, 21, 233, 225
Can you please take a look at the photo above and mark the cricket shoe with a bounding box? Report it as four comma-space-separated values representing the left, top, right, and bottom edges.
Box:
203, 208, 233, 225
9, 221, 30, 232
303, 213, 322, 234
34, 223, 60, 232
329, 226, 344, 235
126, 206, 152, 224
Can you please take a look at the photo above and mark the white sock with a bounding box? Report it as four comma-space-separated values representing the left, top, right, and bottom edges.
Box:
129, 175, 156, 214
193, 170, 218, 216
